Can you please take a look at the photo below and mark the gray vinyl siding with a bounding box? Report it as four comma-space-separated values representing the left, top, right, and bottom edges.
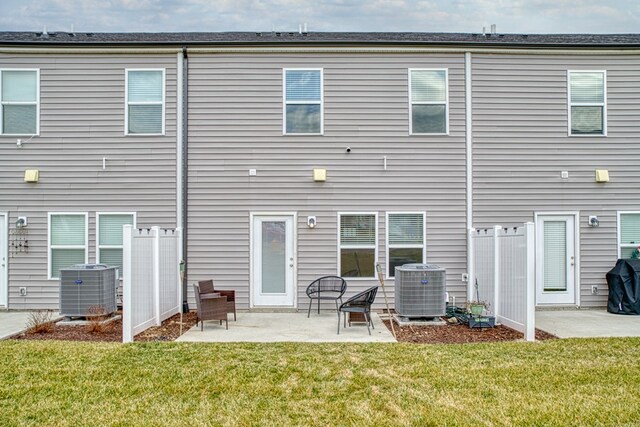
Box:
0, 54, 178, 309
472, 53, 640, 307
187, 53, 468, 309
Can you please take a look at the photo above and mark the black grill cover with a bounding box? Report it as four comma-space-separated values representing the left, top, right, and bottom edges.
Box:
606, 259, 640, 315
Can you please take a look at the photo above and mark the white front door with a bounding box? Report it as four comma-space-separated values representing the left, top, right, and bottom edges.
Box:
0, 214, 7, 307
536, 215, 576, 305
252, 215, 295, 307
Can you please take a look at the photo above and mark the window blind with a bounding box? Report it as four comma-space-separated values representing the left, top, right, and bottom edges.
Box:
388, 214, 423, 245
2, 70, 37, 102
128, 71, 163, 102
570, 72, 604, 104
411, 70, 446, 103
51, 215, 85, 246
340, 215, 375, 246
99, 214, 134, 246
285, 70, 321, 101
621, 214, 640, 245
543, 221, 567, 291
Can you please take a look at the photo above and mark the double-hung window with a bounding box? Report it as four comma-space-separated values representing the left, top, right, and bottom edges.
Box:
0, 69, 39, 135
283, 69, 323, 134
126, 69, 165, 135
387, 213, 426, 278
568, 71, 606, 136
339, 213, 377, 278
97, 213, 135, 278
48, 213, 88, 280
409, 69, 448, 134
619, 212, 640, 259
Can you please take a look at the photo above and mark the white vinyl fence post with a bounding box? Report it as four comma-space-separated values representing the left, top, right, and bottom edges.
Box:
152, 226, 161, 326
525, 221, 536, 341
176, 228, 183, 313
493, 225, 501, 318
122, 225, 133, 343
468, 228, 475, 302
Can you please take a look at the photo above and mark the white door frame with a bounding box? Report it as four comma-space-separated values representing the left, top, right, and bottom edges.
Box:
249, 212, 297, 308
534, 211, 580, 306
0, 213, 8, 308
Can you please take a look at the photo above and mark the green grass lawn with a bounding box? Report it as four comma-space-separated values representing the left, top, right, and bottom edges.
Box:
1, 339, 639, 426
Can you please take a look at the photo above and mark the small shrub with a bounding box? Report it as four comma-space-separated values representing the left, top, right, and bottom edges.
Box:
25, 311, 56, 334
85, 305, 109, 334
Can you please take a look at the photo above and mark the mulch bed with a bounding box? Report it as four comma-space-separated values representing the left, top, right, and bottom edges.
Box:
14, 311, 556, 344
383, 319, 557, 344
13, 312, 198, 343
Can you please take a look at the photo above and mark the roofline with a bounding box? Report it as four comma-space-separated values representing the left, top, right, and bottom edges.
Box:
2, 44, 640, 56
2, 39, 640, 49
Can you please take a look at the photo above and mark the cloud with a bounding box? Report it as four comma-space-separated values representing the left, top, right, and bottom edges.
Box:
0, 0, 637, 33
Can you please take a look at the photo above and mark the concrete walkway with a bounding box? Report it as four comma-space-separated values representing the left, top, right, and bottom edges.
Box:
536, 310, 640, 338
0, 311, 34, 339
177, 311, 396, 343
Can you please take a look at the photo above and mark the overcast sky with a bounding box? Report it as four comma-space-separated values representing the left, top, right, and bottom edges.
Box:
0, 0, 637, 34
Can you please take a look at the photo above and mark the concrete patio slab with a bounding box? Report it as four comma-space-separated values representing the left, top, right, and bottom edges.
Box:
536, 310, 640, 338
0, 311, 36, 339
177, 311, 396, 343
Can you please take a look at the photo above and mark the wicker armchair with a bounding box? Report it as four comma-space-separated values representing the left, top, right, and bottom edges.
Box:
193, 283, 228, 330
338, 286, 378, 335
305, 276, 348, 317
198, 279, 237, 321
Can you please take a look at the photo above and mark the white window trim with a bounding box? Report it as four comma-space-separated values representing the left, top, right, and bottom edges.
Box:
125, 68, 166, 136
337, 212, 378, 280
47, 212, 89, 280
617, 211, 640, 259
96, 212, 137, 276
283, 68, 324, 135
408, 68, 449, 136
386, 212, 427, 279
0, 68, 40, 136
567, 70, 607, 137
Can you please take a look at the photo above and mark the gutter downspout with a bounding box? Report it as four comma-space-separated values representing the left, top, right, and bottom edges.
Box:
180, 46, 189, 312
465, 51, 474, 301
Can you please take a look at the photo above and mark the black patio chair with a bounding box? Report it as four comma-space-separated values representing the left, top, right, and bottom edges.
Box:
337, 286, 378, 335
305, 276, 348, 317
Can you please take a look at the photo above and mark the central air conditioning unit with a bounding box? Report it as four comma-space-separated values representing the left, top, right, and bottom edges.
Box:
395, 263, 446, 317
59, 264, 118, 318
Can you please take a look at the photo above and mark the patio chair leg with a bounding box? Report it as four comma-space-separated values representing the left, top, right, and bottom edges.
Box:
307, 298, 313, 318
200, 320, 203, 332
318, 297, 320, 314
337, 312, 341, 334
369, 312, 375, 329
225, 319, 228, 330
365, 313, 371, 335
233, 309, 237, 321
344, 312, 347, 329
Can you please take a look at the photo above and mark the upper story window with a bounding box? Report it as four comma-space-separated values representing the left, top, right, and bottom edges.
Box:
619, 212, 640, 259
0, 69, 39, 135
126, 69, 165, 135
568, 71, 606, 136
409, 69, 448, 135
97, 213, 136, 278
339, 213, 377, 278
48, 213, 88, 280
284, 69, 323, 134
387, 213, 426, 278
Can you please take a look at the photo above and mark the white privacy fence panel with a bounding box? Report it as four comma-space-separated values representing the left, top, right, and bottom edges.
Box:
469, 223, 535, 341
123, 226, 182, 343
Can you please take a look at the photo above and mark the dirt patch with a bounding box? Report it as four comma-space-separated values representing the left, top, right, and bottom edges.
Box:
383, 319, 557, 344
13, 312, 198, 343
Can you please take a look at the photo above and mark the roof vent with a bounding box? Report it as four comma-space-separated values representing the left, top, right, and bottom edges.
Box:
86, 33, 94, 37
256, 32, 262, 36
275, 32, 281, 36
